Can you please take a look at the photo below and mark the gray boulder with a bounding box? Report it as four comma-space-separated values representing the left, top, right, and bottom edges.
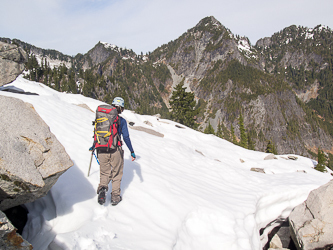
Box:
0, 95, 73, 211
0, 210, 32, 249
130, 125, 164, 138
269, 221, 292, 249
289, 180, 333, 250
0, 41, 27, 87
264, 154, 278, 160
250, 168, 266, 173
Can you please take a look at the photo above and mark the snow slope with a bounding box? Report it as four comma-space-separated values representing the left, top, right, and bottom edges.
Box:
0, 77, 332, 250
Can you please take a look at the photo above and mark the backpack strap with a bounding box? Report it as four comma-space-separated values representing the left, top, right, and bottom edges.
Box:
115, 116, 122, 147
94, 117, 112, 144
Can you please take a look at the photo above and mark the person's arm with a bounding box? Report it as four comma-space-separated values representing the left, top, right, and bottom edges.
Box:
120, 117, 135, 160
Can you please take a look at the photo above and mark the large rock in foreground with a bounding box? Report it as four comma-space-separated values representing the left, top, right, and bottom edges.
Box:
0, 210, 32, 249
289, 180, 333, 250
0, 95, 73, 211
0, 41, 27, 87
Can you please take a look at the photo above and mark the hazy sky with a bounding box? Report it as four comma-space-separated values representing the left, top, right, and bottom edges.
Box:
1, 0, 332, 56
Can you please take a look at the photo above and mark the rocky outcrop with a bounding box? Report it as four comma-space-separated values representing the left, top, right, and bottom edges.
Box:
289, 180, 333, 250
0, 210, 32, 249
0, 42, 72, 249
0, 41, 27, 87
86, 42, 114, 66
295, 81, 320, 103
256, 37, 272, 48
279, 51, 323, 70
0, 95, 73, 211
244, 90, 333, 155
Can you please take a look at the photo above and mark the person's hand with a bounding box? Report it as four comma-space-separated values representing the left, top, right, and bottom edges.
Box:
89, 146, 94, 151
131, 152, 136, 161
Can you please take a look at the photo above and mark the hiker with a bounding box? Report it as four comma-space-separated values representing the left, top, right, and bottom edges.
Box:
93, 97, 136, 206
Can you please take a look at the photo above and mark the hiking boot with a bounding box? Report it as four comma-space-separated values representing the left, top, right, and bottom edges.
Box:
97, 187, 106, 205
111, 194, 122, 206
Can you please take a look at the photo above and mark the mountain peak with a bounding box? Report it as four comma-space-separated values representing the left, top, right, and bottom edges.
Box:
100, 41, 119, 51
195, 16, 223, 30
200, 16, 219, 25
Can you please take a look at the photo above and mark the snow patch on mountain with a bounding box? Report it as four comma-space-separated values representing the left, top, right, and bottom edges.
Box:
34, 54, 72, 69
100, 41, 123, 53
237, 38, 257, 59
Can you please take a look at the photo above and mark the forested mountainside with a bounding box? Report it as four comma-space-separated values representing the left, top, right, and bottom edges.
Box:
148, 16, 333, 159
2, 16, 333, 160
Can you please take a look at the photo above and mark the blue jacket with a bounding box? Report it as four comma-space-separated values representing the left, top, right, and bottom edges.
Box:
119, 117, 134, 153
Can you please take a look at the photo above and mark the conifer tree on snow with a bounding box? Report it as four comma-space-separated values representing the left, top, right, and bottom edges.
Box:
315, 148, 327, 172
265, 140, 277, 155
247, 136, 255, 150
216, 120, 223, 138
222, 121, 231, 141
169, 80, 198, 129
238, 113, 248, 149
204, 121, 215, 135
231, 124, 237, 145
328, 153, 333, 171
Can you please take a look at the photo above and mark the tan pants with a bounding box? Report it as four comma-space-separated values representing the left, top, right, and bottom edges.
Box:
97, 147, 124, 196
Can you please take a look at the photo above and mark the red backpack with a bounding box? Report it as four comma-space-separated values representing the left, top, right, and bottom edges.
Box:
93, 105, 122, 150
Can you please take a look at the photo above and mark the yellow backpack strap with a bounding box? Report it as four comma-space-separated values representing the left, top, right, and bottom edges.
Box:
94, 117, 110, 144
95, 131, 111, 137
94, 122, 100, 144
96, 117, 108, 123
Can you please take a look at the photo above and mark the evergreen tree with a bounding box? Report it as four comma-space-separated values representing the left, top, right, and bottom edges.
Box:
266, 140, 277, 154
67, 68, 77, 94
247, 136, 255, 150
82, 69, 96, 98
328, 153, 333, 171
43, 75, 48, 86
239, 113, 248, 149
169, 80, 198, 129
216, 120, 223, 138
221, 122, 231, 141
231, 124, 237, 144
204, 121, 215, 135
62, 78, 68, 92
315, 148, 327, 172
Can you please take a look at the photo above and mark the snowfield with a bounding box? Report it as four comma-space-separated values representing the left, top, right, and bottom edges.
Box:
1, 76, 332, 250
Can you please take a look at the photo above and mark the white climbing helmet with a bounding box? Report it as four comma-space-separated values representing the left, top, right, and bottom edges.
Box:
112, 97, 125, 108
